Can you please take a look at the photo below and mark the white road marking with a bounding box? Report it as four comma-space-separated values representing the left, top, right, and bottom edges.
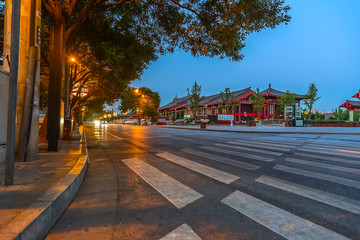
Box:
303, 145, 360, 154
105, 131, 123, 140
234, 140, 295, 150
200, 146, 274, 162
122, 158, 202, 209
299, 147, 360, 159
181, 149, 260, 170
304, 143, 360, 152
256, 175, 360, 214
274, 164, 360, 189
222, 190, 349, 240
156, 152, 239, 184
285, 157, 360, 175
215, 143, 283, 156
294, 152, 360, 166
160, 224, 202, 240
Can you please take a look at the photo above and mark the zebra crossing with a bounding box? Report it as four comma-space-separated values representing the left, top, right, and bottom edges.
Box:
120, 136, 360, 239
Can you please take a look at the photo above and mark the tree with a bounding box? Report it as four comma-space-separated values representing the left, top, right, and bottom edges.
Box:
43, 0, 291, 62
303, 83, 321, 120
187, 81, 202, 120
119, 87, 160, 122
250, 88, 265, 123
219, 88, 242, 114
278, 90, 297, 109
219, 88, 233, 114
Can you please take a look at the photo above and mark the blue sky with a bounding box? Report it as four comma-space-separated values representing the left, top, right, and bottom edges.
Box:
132, 0, 360, 112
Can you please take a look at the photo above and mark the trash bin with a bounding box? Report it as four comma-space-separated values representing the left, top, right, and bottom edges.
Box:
200, 122, 206, 129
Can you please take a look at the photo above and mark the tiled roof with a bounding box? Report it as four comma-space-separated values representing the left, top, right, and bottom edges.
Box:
261, 85, 304, 99
158, 95, 191, 110
205, 87, 252, 106
346, 100, 360, 106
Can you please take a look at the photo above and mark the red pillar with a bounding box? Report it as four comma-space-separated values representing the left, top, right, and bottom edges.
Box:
273, 101, 276, 119
238, 102, 241, 122
263, 103, 266, 120
267, 102, 270, 120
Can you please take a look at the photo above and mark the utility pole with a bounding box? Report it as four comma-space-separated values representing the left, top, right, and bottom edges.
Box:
5, 0, 21, 185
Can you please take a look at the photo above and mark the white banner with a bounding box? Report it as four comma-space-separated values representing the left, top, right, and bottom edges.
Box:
218, 114, 234, 121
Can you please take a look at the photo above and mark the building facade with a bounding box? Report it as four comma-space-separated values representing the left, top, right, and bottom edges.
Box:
158, 85, 304, 122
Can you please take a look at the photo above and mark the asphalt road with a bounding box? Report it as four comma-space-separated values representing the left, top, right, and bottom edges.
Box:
48, 124, 360, 240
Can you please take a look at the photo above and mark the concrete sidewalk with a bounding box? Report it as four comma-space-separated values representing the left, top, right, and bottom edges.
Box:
0, 136, 88, 239
153, 124, 360, 135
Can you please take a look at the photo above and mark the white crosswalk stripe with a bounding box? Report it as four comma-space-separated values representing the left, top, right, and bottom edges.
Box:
122, 158, 203, 209
294, 152, 360, 166
303, 145, 360, 154
274, 164, 360, 189
233, 140, 295, 150
214, 143, 283, 156
160, 224, 202, 240
299, 147, 360, 159
285, 157, 360, 175
156, 152, 239, 184
236, 139, 298, 148
181, 148, 260, 170
304, 143, 360, 152
255, 175, 360, 214
222, 190, 349, 240
200, 146, 274, 162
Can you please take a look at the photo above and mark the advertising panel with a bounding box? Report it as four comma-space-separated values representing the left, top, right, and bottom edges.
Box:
217, 114, 234, 121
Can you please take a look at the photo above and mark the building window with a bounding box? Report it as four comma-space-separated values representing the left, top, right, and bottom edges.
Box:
212, 109, 216, 115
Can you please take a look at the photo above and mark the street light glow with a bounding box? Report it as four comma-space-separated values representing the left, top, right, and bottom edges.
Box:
134, 89, 139, 93
70, 57, 76, 62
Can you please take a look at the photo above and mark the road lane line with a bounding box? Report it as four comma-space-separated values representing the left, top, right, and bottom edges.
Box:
285, 157, 360, 175
160, 224, 202, 240
294, 152, 360, 166
234, 140, 295, 150
222, 190, 349, 240
156, 152, 239, 184
256, 175, 360, 214
299, 148, 360, 159
274, 164, 360, 189
214, 143, 283, 156
105, 131, 123, 140
181, 149, 260, 170
200, 146, 274, 162
122, 158, 202, 209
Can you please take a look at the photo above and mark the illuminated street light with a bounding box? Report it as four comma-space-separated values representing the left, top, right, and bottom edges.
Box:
70, 57, 76, 62
134, 89, 139, 94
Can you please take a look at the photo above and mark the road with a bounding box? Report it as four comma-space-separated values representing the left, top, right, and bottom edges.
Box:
48, 124, 360, 240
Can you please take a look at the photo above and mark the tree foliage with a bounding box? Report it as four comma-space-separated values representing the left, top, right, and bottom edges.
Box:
250, 88, 265, 122
119, 87, 160, 121
303, 83, 320, 119
187, 81, 202, 119
43, 0, 291, 61
219, 87, 241, 114
278, 90, 297, 109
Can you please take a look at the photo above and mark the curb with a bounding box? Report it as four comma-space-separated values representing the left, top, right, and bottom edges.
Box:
0, 135, 89, 240
154, 126, 360, 135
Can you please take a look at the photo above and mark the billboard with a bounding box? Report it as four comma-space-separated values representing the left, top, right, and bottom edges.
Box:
217, 114, 234, 121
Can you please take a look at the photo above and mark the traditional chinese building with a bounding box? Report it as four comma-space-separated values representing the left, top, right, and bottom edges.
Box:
340, 90, 360, 121
158, 84, 304, 122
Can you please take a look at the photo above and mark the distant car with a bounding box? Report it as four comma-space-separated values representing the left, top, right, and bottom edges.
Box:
101, 120, 107, 124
